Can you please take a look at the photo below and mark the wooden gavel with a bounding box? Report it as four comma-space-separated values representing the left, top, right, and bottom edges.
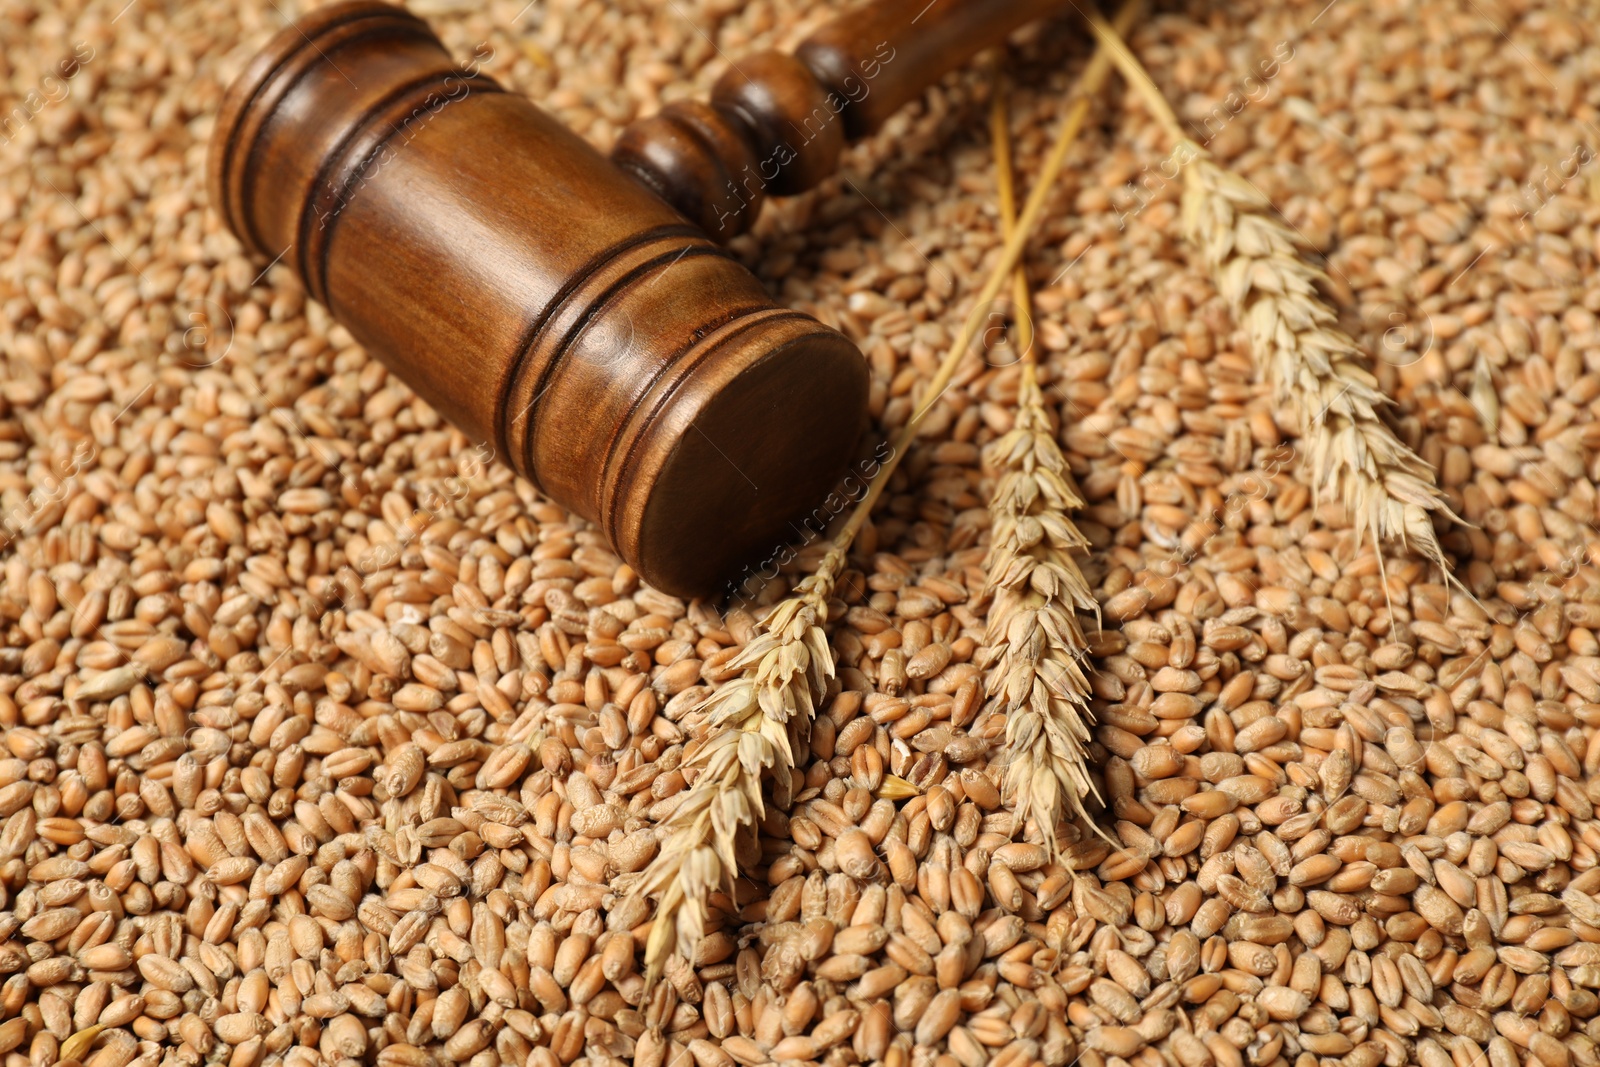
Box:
210, 0, 1070, 594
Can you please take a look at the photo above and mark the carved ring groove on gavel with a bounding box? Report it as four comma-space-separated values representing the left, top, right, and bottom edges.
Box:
210, 0, 1071, 594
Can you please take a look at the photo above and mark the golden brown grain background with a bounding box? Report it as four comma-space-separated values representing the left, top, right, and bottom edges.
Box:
0, 1, 1597, 1067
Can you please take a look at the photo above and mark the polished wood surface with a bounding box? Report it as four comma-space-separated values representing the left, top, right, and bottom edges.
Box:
210, 0, 1078, 594
613, 0, 1076, 237
211, 2, 867, 596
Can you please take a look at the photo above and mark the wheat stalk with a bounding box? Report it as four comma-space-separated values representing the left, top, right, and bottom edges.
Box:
981, 68, 1109, 859
632, 0, 1144, 987
1086, 16, 1460, 586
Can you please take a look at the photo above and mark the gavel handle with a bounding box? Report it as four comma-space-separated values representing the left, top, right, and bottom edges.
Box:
612, 0, 1076, 239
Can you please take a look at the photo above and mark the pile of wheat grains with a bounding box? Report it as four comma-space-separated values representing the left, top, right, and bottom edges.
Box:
1, 1, 1598, 1067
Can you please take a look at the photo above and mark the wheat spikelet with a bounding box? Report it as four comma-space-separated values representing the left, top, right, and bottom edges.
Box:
634, 0, 1144, 986
1182, 158, 1458, 576
635, 546, 842, 989
983, 371, 1106, 854
1088, 16, 1459, 585
981, 69, 1109, 859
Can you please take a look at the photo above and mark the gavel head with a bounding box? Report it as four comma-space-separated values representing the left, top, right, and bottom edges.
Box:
209, 2, 868, 596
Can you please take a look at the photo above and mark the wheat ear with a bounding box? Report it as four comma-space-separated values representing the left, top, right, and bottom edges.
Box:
982, 67, 1112, 858
633, 0, 1144, 987
637, 549, 842, 988
1087, 15, 1460, 586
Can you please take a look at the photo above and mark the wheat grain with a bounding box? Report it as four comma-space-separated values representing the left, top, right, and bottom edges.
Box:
981, 67, 1108, 858
5, 2, 1595, 1065
1087, 14, 1460, 588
